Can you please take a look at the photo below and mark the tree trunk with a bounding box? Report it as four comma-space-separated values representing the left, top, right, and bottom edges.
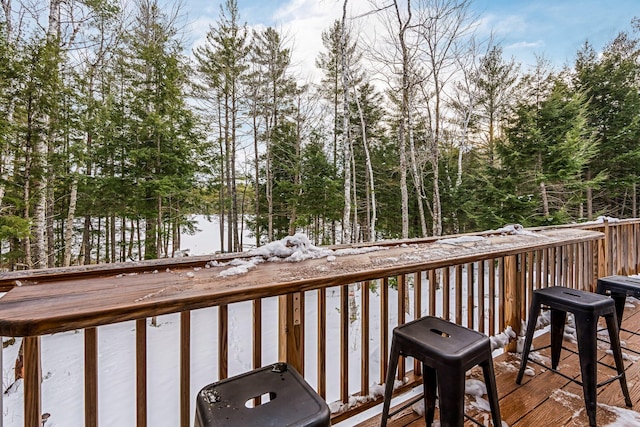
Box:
288, 100, 304, 236
33, 147, 48, 268
408, 107, 427, 236
252, 101, 261, 247
63, 177, 78, 266
340, 0, 352, 244
392, 0, 412, 239
540, 181, 549, 217
224, 93, 232, 252
113, 214, 118, 262
352, 83, 377, 242
231, 87, 240, 251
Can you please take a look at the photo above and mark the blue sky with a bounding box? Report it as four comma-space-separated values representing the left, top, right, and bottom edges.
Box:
473, 0, 638, 67
182, 0, 638, 79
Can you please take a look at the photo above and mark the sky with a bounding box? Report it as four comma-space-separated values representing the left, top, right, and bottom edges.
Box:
180, 0, 639, 83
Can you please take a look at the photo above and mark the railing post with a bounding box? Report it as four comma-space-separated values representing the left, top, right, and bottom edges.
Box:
278, 292, 304, 374
85, 328, 98, 427
598, 220, 609, 279
24, 336, 41, 427
504, 255, 521, 353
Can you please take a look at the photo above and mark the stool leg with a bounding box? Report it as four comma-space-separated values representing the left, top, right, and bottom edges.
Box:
605, 312, 632, 407
436, 368, 465, 427
574, 313, 598, 427
381, 339, 400, 427
550, 308, 566, 370
423, 365, 437, 427
481, 358, 502, 427
517, 294, 540, 384
611, 293, 627, 330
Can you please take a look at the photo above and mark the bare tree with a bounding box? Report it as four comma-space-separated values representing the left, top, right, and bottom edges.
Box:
416, 0, 475, 236
350, 79, 377, 241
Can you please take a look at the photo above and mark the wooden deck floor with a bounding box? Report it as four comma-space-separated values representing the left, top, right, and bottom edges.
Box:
356, 298, 640, 427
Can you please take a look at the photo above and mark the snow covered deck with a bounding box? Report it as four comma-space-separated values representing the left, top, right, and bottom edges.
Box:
1, 220, 640, 426
356, 298, 640, 426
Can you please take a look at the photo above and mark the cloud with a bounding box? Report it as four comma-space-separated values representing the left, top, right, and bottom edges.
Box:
272, 0, 346, 83
506, 40, 544, 50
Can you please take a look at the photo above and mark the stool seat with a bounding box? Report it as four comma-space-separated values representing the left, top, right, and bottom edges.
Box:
531, 285, 616, 315
195, 363, 330, 427
516, 286, 631, 426
381, 316, 501, 427
393, 317, 491, 369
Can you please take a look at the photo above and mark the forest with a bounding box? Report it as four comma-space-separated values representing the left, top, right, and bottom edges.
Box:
0, 0, 639, 269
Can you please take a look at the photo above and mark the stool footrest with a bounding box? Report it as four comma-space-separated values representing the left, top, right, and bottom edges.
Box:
524, 345, 625, 389
596, 333, 640, 356
387, 393, 424, 418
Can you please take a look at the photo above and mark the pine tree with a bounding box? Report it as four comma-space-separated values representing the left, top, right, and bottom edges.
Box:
194, 0, 249, 252
249, 26, 296, 242
123, 0, 200, 259
299, 133, 342, 244
498, 75, 598, 224
473, 46, 520, 166
574, 29, 640, 218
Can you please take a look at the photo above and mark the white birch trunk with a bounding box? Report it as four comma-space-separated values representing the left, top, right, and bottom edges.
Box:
32, 0, 62, 268
351, 83, 377, 242
33, 144, 48, 268
393, 0, 411, 239
407, 103, 428, 236
47, 0, 62, 39
340, 0, 351, 244
541, 181, 549, 217
63, 177, 78, 266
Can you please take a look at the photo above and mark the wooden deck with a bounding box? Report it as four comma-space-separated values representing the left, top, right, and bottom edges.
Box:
356, 298, 640, 426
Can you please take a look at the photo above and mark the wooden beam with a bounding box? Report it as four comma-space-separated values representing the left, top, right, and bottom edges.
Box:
504, 255, 521, 352
278, 293, 304, 374
84, 328, 98, 427
24, 336, 41, 427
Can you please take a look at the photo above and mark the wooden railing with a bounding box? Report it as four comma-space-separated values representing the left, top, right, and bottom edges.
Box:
0, 219, 638, 427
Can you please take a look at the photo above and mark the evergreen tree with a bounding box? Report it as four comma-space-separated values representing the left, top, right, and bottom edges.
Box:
299, 133, 342, 244
0, 25, 31, 267
473, 46, 520, 166
123, 0, 200, 259
268, 120, 299, 239
498, 77, 598, 225
574, 30, 640, 218
194, 0, 249, 252
249, 26, 296, 242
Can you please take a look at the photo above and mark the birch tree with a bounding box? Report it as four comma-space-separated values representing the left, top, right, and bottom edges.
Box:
340, 0, 353, 243
370, 0, 419, 238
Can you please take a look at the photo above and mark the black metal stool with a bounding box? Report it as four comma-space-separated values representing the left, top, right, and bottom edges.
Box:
596, 275, 640, 355
597, 275, 640, 330
381, 316, 501, 427
195, 363, 330, 427
516, 286, 632, 426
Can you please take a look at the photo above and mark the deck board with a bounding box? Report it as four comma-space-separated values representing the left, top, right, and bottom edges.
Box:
355, 297, 640, 427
